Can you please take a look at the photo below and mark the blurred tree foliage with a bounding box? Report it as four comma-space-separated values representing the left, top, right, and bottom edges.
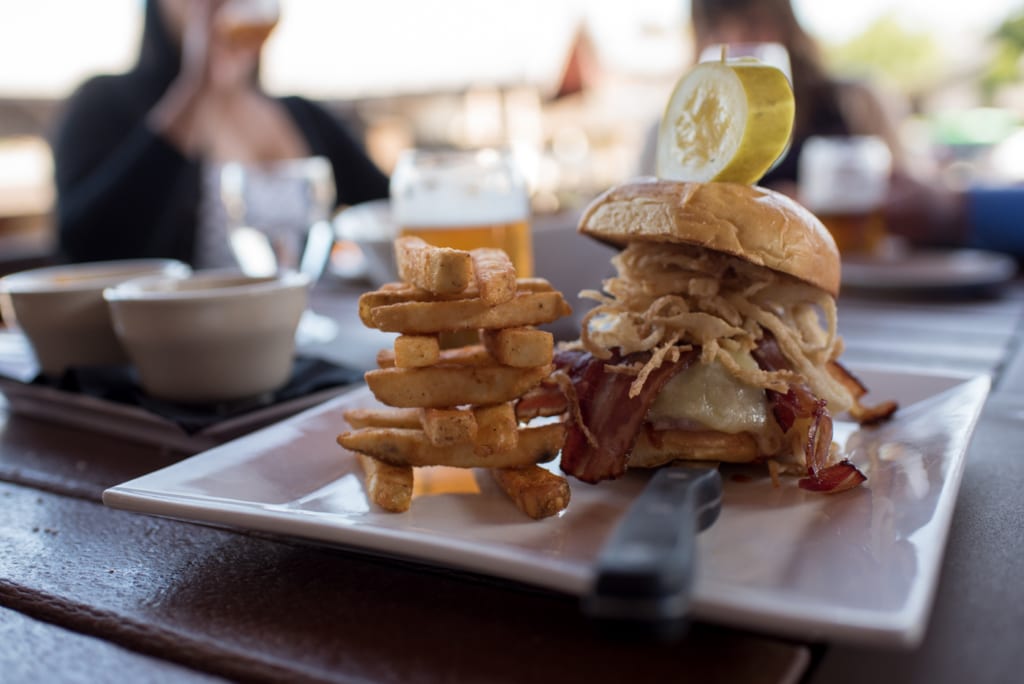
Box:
823, 13, 944, 98
982, 10, 1024, 103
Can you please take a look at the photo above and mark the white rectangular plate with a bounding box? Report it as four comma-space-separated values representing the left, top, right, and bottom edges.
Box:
104, 368, 989, 647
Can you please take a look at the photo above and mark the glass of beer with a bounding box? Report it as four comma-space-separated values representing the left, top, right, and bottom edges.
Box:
390, 147, 534, 277
215, 0, 281, 50
798, 136, 892, 256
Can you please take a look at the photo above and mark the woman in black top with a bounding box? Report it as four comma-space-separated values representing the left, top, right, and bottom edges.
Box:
52, 0, 389, 266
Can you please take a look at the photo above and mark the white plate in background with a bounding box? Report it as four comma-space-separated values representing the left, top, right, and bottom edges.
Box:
842, 248, 1017, 294
104, 368, 989, 647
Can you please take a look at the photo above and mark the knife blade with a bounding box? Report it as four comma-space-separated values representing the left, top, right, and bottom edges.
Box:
582, 463, 722, 635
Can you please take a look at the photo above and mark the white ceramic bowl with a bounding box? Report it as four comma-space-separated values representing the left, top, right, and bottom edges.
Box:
104, 270, 310, 404
0, 259, 191, 376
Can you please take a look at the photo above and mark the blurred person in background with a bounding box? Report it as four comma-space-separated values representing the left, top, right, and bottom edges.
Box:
638, 0, 964, 247
52, 0, 389, 267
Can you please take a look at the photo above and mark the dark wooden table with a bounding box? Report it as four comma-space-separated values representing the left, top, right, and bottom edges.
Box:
2, 261, 1023, 683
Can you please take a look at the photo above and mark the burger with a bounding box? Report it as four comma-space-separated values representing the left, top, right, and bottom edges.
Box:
546, 178, 896, 493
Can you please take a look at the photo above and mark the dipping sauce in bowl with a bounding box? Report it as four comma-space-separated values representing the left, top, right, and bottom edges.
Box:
104, 270, 310, 404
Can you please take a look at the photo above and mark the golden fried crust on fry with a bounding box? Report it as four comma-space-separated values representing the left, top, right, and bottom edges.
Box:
629, 429, 760, 468
482, 327, 554, 368
369, 291, 571, 334
356, 452, 413, 513
421, 407, 478, 446
393, 335, 441, 368
358, 279, 555, 325
343, 407, 421, 429
473, 403, 518, 455
491, 466, 571, 519
365, 363, 552, 408
377, 344, 492, 369
337, 423, 566, 468
395, 236, 473, 294
471, 248, 517, 306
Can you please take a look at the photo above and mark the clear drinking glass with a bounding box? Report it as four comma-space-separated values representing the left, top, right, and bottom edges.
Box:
390, 147, 534, 277
220, 156, 338, 342
698, 41, 792, 82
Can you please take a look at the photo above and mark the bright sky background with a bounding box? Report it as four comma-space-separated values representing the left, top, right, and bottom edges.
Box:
0, 0, 1021, 97
794, 0, 1019, 41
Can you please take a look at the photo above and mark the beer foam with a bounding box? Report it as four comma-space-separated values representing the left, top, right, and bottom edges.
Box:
393, 188, 528, 227
220, 0, 280, 23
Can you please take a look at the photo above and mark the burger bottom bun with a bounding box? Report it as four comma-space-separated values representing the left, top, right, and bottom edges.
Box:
629, 428, 762, 468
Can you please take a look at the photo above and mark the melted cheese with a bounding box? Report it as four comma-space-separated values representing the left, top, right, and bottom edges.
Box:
647, 353, 767, 434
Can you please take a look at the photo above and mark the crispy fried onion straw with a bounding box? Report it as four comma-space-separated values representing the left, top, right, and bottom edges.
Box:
580, 242, 853, 412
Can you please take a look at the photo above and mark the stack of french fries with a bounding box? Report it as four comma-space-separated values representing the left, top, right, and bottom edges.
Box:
336, 236, 574, 519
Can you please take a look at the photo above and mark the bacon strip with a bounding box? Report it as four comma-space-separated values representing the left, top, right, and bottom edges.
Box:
514, 384, 568, 422
799, 461, 867, 494
553, 347, 695, 483
753, 334, 866, 493
830, 360, 898, 426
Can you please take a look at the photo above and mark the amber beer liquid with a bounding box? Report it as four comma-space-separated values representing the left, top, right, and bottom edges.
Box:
816, 208, 888, 255
399, 220, 534, 277
220, 19, 277, 49
216, 0, 280, 50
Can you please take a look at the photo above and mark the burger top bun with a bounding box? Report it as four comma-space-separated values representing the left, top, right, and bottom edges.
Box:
578, 178, 841, 298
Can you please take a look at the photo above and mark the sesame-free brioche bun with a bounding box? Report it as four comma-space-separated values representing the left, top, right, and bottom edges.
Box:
578, 178, 840, 297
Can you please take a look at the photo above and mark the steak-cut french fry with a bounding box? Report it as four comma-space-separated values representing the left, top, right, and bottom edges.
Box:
377, 344, 491, 369
482, 327, 553, 368
471, 248, 517, 306
473, 403, 518, 455
491, 465, 571, 519
395, 236, 473, 294
370, 290, 571, 334
421, 407, 477, 446
365, 363, 552, 408
393, 334, 440, 368
360, 287, 472, 326
356, 452, 413, 513
348, 243, 572, 518
337, 423, 565, 469
343, 407, 421, 430
358, 278, 555, 325
629, 429, 759, 468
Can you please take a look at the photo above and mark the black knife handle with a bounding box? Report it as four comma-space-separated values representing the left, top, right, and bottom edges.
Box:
583, 466, 723, 626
